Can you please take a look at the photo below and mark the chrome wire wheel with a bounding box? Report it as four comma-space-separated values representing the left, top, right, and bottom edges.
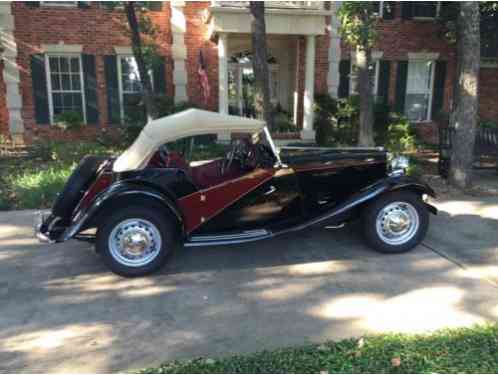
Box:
375, 201, 420, 246
108, 218, 162, 268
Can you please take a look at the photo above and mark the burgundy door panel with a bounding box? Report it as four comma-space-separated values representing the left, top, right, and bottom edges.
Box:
177, 168, 274, 234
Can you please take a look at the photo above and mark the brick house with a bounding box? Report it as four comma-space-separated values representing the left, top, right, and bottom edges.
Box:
0, 1, 496, 145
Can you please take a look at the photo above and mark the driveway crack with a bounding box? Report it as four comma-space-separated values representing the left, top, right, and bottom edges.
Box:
422, 242, 498, 289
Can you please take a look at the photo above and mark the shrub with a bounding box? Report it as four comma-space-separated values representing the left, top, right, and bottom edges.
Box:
384, 114, 417, 155
54, 111, 84, 132
273, 105, 294, 133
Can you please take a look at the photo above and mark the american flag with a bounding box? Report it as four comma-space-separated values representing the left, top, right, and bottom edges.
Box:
198, 50, 210, 106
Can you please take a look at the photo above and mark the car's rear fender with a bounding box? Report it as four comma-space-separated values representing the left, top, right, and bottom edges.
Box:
60, 181, 184, 242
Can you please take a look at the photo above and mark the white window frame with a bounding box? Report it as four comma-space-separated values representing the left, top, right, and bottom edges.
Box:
373, 1, 384, 18
40, 1, 78, 7
117, 55, 154, 122
405, 60, 436, 122
44, 54, 87, 124
412, 2, 441, 20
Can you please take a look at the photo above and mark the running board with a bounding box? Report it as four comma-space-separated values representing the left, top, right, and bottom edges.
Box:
184, 229, 273, 247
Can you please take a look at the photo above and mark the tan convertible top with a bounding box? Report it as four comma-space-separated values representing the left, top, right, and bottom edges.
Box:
113, 109, 266, 172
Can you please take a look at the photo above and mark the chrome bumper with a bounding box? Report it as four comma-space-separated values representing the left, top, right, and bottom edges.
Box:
34, 211, 56, 243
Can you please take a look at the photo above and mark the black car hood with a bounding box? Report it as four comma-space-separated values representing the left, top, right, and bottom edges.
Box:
279, 146, 387, 167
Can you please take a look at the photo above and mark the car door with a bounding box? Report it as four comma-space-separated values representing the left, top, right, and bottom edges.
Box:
179, 166, 304, 236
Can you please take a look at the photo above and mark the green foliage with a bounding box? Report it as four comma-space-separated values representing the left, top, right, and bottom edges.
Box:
313, 94, 359, 146
6, 164, 75, 209
272, 105, 294, 133
143, 324, 498, 374
0, 141, 122, 210
337, 2, 379, 49
383, 114, 417, 155
54, 111, 84, 132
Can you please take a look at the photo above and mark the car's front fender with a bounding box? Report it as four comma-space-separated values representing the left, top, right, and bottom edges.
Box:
60, 182, 184, 242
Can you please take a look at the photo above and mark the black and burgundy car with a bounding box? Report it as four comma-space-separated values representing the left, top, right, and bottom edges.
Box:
36, 109, 436, 277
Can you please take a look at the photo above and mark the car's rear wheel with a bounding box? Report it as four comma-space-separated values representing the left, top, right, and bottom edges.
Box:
362, 191, 429, 254
96, 206, 176, 277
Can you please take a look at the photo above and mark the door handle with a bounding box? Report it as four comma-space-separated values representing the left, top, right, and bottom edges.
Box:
264, 185, 276, 196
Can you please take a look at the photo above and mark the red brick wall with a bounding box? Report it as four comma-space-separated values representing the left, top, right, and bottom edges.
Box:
0, 61, 8, 139
479, 68, 498, 124
340, 3, 458, 144
11, 2, 173, 143
184, 2, 218, 111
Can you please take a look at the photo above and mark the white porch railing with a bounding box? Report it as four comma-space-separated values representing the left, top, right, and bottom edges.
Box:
211, 1, 323, 10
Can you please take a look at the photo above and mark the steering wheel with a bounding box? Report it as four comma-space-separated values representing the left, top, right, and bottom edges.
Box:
221, 139, 252, 175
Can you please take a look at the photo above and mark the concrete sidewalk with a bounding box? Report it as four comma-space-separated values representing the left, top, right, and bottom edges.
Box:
0, 205, 497, 373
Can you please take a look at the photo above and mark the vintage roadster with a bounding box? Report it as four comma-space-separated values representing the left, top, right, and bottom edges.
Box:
36, 109, 436, 276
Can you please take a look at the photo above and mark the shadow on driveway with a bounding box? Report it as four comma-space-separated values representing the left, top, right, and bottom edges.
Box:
0, 208, 497, 373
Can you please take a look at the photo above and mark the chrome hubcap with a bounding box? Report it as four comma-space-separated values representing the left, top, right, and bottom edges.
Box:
376, 202, 419, 245
109, 219, 162, 267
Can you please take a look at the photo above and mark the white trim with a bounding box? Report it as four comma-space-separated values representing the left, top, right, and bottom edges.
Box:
1, 1, 25, 143
327, 1, 341, 98
44, 54, 87, 124
41, 44, 83, 54
373, 1, 384, 18
40, 1, 77, 7
408, 52, 440, 61
114, 46, 133, 55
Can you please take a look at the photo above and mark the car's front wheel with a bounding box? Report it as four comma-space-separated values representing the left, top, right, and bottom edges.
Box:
96, 206, 176, 277
362, 191, 429, 254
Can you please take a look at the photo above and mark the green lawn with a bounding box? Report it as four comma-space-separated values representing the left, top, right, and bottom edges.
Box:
142, 324, 498, 374
0, 141, 122, 210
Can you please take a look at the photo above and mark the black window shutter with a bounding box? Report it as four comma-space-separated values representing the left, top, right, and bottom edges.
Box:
82, 54, 99, 125
153, 57, 166, 95
401, 2, 413, 20
383, 2, 395, 20
77, 2, 91, 8
338, 60, 351, 98
30, 54, 50, 124
104, 55, 121, 124
377, 60, 391, 104
394, 61, 408, 113
25, 2, 40, 8
432, 61, 447, 118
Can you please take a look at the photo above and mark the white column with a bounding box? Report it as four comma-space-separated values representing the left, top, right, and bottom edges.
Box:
301, 35, 316, 141
327, 2, 342, 98
171, 1, 188, 103
217, 33, 230, 142
0, 1, 24, 145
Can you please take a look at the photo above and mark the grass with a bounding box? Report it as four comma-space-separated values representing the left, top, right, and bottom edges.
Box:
0, 141, 122, 211
142, 324, 498, 374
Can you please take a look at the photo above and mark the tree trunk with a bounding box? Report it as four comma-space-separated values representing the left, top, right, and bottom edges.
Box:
355, 46, 375, 147
249, 2, 273, 130
449, 2, 480, 190
125, 2, 158, 122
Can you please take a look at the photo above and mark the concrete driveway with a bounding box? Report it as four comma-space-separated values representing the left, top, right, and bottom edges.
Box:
1, 199, 498, 373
